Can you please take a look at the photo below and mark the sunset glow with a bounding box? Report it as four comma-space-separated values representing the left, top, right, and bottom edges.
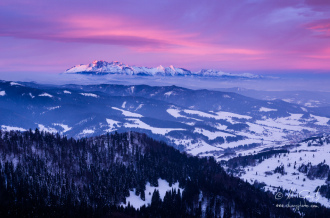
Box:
0, 0, 330, 74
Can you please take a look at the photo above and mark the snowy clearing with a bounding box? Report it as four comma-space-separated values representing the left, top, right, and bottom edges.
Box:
122, 179, 183, 209
124, 118, 185, 135
112, 107, 143, 118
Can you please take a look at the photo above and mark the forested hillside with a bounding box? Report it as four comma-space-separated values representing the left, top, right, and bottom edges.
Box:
0, 129, 329, 217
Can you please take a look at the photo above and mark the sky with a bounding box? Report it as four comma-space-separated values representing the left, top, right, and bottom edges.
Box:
0, 0, 330, 75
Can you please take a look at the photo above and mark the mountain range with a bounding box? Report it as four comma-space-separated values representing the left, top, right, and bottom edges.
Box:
64, 60, 262, 78
1, 80, 329, 155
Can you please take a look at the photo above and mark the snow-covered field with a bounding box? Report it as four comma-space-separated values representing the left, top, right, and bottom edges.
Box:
238, 139, 330, 207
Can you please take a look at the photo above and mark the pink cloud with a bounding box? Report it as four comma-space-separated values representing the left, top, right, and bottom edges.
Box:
0, 0, 329, 73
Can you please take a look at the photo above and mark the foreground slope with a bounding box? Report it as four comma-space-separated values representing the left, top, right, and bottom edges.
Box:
1, 130, 329, 217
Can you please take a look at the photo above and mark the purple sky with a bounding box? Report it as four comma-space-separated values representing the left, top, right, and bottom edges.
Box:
1, 0, 330, 74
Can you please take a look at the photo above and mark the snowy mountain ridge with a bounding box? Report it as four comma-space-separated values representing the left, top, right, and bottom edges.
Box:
64, 60, 261, 78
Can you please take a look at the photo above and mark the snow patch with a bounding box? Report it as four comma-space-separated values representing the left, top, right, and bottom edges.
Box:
167, 108, 202, 121
301, 107, 308, 112
80, 93, 99, 98
311, 114, 330, 126
39, 93, 53, 98
37, 124, 57, 133
124, 118, 185, 135
135, 104, 143, 111
121, 101, 126, 108
47, 106, 60, 111
259, 107, 277, 112
63, 90, 71, 94
81, 129, 95, 134
164, 91, 175, 97
0, 91, 5, 96
10, 82, 23, 86
184, 109, 252, 122
105, 118, 121, 132
52, 123, 72, 133
1, 125, 27, 131
112, 107, 143, 118
29, 93, 35, 98
194, 128, 235, 140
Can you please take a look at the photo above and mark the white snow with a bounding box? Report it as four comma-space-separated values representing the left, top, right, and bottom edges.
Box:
52, 123, 72, 133
29, 93, 35, 98
167, 108, 183, 118
38, 93, 53, 98
135, 104, 143, 111
223, 94, 231, 98
47, 106, 60, 111
81, 129, 95, 134
124, 118, 185, 135
10, 82, 23, 86
194, 128, 235, 140
301, 107, 308, 112
164, 91, 175, 97
187, 140, 223, 156
166, 108, 202, 121
256, 114, 313, 132
311, 114, 330, 126
80, 93, 99, 98
130, 86, 135, 93
112, 107, 143, 117
282, 99, 294, 103
105, 118, 121, 132
184, 109, 217, 119
214, 123, 228, 130
121, 101, 126, 108
0, 91, 5, 96
122, 179, 183, 209
64, 60, 262, 78
37, 124, 57, 133
240, 140, 330, 208
259, 107, 277, 112
183, 109, 252, 123
215, 111, 252, 120
1, 125, 26, 131
63, 90, 71, 94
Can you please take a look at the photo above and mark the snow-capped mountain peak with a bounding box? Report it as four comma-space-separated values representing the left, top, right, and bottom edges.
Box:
64, 60, 262, 78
